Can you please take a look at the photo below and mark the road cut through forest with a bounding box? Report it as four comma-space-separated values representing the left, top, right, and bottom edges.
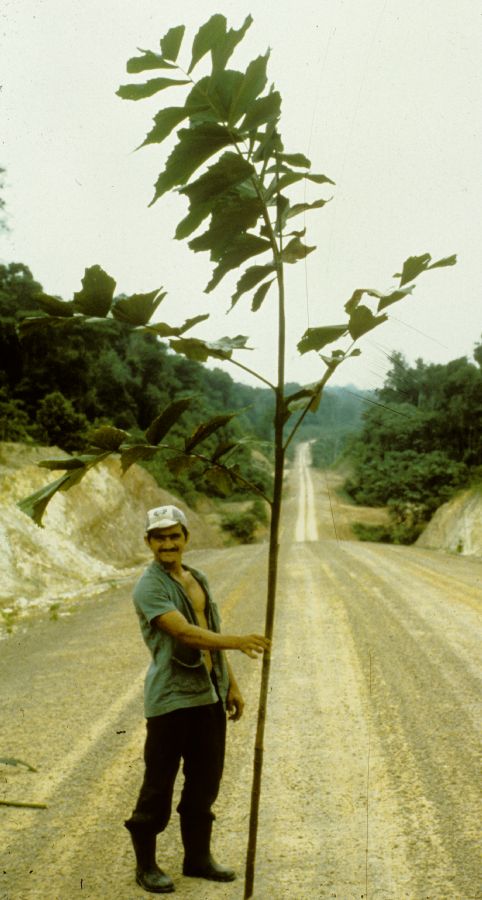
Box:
1, 444, 481, 900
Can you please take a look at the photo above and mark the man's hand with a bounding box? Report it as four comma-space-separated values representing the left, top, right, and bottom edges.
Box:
227, 683, 245, 721
236, 634, 270, 658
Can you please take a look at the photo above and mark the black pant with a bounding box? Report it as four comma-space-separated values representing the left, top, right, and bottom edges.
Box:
126, 700, 226, 836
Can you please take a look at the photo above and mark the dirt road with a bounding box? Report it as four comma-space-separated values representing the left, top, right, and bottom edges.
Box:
1, 445, 481, 899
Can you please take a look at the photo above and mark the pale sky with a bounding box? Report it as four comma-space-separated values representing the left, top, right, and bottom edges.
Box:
1, 0, 481, 390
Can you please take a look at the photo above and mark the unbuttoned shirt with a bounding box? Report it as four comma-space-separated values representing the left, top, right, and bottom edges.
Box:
132, 560, 230, 718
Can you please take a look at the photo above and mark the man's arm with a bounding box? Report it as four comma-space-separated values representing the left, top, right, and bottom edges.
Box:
155, 610, 269, 659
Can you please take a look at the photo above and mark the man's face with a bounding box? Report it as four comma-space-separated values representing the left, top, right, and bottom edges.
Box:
146, 524, 188, 568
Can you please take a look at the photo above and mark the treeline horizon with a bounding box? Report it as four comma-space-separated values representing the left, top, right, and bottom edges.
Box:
340, 344, 482, 544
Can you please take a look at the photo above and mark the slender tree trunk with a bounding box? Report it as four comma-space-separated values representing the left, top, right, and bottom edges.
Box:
244, 256, 286, 898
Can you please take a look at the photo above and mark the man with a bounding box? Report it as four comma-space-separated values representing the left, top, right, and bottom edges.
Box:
125, 504, 270, 894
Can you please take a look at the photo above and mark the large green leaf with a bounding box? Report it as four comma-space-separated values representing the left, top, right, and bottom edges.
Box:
169, 334, 250, 362
33, 293, 74, 317
204, 465, 234, 495
144, 398, 192, 445
117, 77, 190, 101
211, 441, 238, 463
176, 204, 213, 241
228, 52, 269, 125
185, 414, 236, 452
120, 445, 158, 474
17, 471, 83, 526
206, 234, 271, 293
231, 264, 276, 307
150, 123, 235, 204
376, 286, 415, 312
251, 278, 275, 312
265, 171, 304, 200
285, 380, 325, 416
212, 15, 253, 73
88, 426, 129, 451
143, 313, 209, 338
281, 237, 316, 264
166, 454, 199, 476
204, 69, 245, 122
111, 289, 166, 325
179, 153, 255, 207
160, 25, 185, 62
297, 324, 348, 355
395, 252, 457, 287
348, 305, 388, 340
37, 456, 90, 471
184, 77, 221, 125
17, 314, 76, 339
126, 50, 177, 73
168, 337, 212, 363
141, 107, 190, 147
189, 15, 227, 73
306, 173, 335, 186
240, 91, 281, 132
279, 153, 311, 168
345, 285, 415, 316
252, 122, 284, 163
187, 195, 262, 258
286, 198, 331, 219
426, 253, 457, 272
72, 266, 116, 317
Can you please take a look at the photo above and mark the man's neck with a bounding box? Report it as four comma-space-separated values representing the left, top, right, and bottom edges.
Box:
160, 559, 184, 577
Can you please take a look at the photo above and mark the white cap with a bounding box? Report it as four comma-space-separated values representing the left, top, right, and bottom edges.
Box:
145, 505, 188, 534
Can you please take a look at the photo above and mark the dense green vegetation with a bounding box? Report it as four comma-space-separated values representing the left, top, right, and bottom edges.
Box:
344, 349, 482, 543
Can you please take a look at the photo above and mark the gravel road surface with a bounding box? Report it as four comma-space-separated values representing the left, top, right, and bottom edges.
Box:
1, 446, 481, 899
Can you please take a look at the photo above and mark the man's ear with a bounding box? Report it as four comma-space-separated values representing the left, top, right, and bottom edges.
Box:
144, 534, 151, 548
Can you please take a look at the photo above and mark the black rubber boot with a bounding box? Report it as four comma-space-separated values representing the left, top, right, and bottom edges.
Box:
181, 818, 236, 882
124, 822, 175, 894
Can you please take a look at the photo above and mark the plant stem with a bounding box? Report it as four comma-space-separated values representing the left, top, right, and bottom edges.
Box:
244, 156, 286, 899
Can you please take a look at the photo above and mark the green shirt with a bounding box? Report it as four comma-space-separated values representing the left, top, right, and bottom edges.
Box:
132, 560, 230, 718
